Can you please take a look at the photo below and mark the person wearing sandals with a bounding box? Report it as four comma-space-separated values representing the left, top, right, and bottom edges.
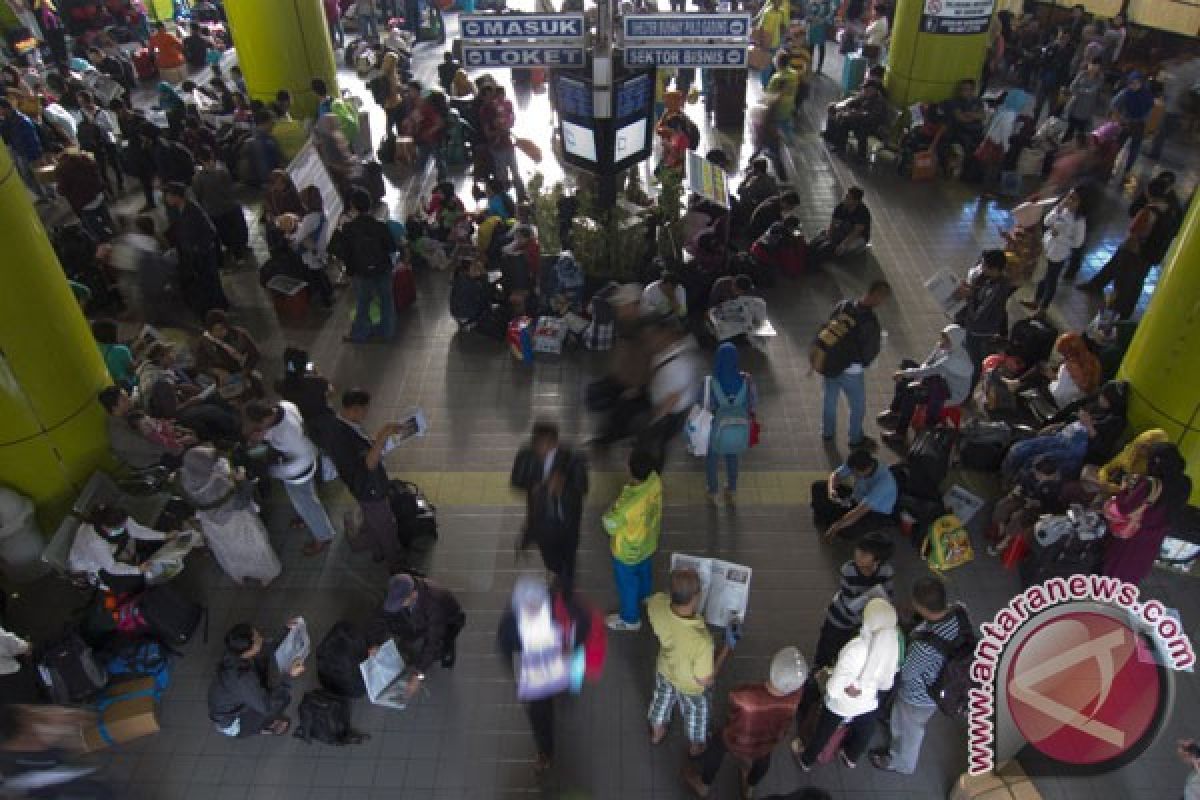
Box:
208, 621, 306, 738
791, 597, 900, 771
704, 343, 757, 505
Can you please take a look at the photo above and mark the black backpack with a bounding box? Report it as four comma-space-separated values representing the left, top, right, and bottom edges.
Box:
809, 303, 867, 377
294, 689, 369, 745
912, 605, 977, 723
37, 629, 108, 704
1009, 317, 1058, 366
388, 480, 438, 543
905, 426, 956, 500
316, 622, 368, 698
958, 419, 1014, 472
139, 585, 206, 646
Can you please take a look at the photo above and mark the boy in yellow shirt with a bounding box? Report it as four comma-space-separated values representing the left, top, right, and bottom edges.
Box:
603, 450, 662, 631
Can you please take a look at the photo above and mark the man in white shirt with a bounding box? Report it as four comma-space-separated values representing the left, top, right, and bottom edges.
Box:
641, 270, 688, 320
638, 320, 702, 472
246, 400, 338, 556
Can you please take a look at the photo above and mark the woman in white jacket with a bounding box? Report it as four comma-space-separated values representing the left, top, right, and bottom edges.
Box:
1025, 189, 1086, 314
791, 597, 900, 770
877, 324, 973, 443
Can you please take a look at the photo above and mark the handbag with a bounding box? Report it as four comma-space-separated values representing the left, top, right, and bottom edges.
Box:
749, 414, 761, 448
1103, 479, 1161, 540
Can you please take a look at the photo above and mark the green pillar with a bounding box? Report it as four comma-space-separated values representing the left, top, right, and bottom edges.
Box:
224, 0, 339, 120
1118, 193, 1200, 504
885, 0, 994, 107
0, 144, 111, 522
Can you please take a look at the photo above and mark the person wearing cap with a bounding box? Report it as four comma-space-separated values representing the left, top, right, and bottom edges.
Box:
681, 646, 807, 798
821, 80, 887, 159
641, 270, 688, 321
366, 573, 467, 676
1109, 70, 1155, 177
876, 324, 973, 445
792, 597, 900, 771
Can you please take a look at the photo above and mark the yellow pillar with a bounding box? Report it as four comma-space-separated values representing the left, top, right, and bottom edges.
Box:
147, 0, 174, 22
1118, 194, 1200, 504
0, 144, 111, 523
885, 0, 994, 107
224, 0, 339, 120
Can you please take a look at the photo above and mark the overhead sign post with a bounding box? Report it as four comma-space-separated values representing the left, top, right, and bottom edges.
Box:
461, 45, 586, 67
919, 0, 994, 35
621, 13, 751, 70
624, 46, 748, 68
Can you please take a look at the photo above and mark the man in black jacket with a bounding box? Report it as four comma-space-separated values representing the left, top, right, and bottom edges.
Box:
163, 182, 229, 317
511, 421, 589, 591
366, 573, 466, 675
954, 249, 1014, 388
330, 188, 398, 343
818, 280, 890, 450
326, 388, 406, 568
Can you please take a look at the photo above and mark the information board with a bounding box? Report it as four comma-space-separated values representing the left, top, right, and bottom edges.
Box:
556, 74, 594, 118
687, 151, 730, 208
624, 45, 747, 68
462, 45, 586, 67
615, 72, 652, 120
919, 0, 994, 35
623, 13, 752, 40
459, 14, 585, 40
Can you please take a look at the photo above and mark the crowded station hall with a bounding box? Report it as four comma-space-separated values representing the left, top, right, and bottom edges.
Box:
2, 0, 1200, 797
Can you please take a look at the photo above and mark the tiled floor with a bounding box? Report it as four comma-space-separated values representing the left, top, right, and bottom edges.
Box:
7, 8, 1200, 800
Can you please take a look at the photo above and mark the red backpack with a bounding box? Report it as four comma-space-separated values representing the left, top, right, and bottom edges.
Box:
553, 594, 607, 683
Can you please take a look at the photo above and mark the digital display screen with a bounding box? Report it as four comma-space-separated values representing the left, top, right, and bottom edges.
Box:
556, 74, 593, 118
614, 119, 647, 160
615, 72, 652, 120
562, 120, 597, 161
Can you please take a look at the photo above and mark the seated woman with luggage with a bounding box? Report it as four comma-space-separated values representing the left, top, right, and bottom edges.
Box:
1102, 442, 1193, 587
194, 309, 264, 402
1001, 411, 1099, 484
425, 181, 468, 242
449, 257, 505, 336
208, 621, 306, 738
987, 455, 1063, 557
67, 503, 179, 593
876, 324, 972, 446
986, 331, 1102, 422
1066, 428, 1168, 507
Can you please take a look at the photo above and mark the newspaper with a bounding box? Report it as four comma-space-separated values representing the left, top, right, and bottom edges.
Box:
381, 409, 428, 456
143, 531, 201, 584
944, 485, 986, 525
274, 618, 311, 673
359, 639, 411, 710
924, 268, 966, 318
670, 553, 753, 627
709, 297, 771, 342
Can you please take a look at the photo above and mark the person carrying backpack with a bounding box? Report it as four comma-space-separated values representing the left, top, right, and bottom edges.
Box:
704, 343, 757, 505
812, 281, 890, 450
870, 576, 970, 774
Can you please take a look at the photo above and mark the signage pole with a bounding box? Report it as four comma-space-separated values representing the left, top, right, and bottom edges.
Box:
593, 0, 619, 257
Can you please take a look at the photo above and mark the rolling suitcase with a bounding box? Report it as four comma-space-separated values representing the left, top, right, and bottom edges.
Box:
392, 264, 416, 311
841, 54, 867, 95
958, 420, 1013, 472
139, 585, 206, 646
36, 629, 107, 704
905, 426, 956, 501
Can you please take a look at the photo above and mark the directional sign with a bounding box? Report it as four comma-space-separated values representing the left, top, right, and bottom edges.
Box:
623, 13, 752, 41
463, 45, 586, 68
460, 14, 585, 40
624, 45, 747, 68
920, 0, 994, 35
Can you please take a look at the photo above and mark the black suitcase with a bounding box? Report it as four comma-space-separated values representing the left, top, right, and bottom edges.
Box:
294, 689, 369, 745
905, 426, 956, 500
37, 629, 107, 704
958, 419, 1013, 471
316, 621, 368, 698
1020, 533, 1103, 588
388, 480, 438, 543
139, 585, 206, 646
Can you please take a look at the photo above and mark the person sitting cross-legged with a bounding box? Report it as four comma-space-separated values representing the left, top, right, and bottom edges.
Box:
811, 450, 897, 540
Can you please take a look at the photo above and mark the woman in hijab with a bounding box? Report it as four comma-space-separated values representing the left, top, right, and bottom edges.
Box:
178, 446, 281, 586
1103, 442, 1192, 586
705, 342, 757, 505
791, 596, 899, 770
496, 576, 592, 774
1047, 332, 1101, 409
1084, 428, 1170, 497
878, 324, 972, 443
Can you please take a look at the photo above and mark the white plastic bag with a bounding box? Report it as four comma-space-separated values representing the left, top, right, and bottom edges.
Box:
685, 400, 713, 457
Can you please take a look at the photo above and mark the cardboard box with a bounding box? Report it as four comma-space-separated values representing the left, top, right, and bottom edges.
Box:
950, 760, 1043, 800
80, 677, 160, 752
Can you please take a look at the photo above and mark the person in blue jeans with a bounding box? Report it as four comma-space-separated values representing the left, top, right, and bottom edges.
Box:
818, 280, 890, 449
329, 189, 398, 343
603, 450, 663, 632
705, 343, 757, 505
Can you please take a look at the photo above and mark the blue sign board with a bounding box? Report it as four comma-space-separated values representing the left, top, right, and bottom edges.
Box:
623, 13, 751, 40
463, 45, 586, 67
624, 46, 747, 68
556, 74, 593, 117
460, 14, 585, 40
615, 73, 652, 120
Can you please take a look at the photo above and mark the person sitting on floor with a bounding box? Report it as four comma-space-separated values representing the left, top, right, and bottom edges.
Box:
708, 281, 769, 344
987, 454, 1063, 556
641, 269, 688, 321
877, 324, 973, 445
450, 258, 503, 335
811, 450, 898, 540
208, 621, 306, 739
194, 309, 264, 401
736, 158, 779, 224
98, 385, 193, 470
821, 80, 887, 159
746, 189, 801, 244
808, 186, 872, 266
937, 78, 986, 171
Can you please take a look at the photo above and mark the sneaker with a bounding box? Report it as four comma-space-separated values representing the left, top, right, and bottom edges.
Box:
606, 613, 642, 632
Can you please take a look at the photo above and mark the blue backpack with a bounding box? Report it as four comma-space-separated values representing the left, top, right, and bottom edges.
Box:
709, 377, 751, 456
104, 639, 172, 699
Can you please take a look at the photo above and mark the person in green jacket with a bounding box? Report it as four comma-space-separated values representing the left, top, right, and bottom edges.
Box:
603, 449, 663, 632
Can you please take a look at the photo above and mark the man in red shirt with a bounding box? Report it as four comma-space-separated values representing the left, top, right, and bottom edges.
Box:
682, 646, 809, 798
